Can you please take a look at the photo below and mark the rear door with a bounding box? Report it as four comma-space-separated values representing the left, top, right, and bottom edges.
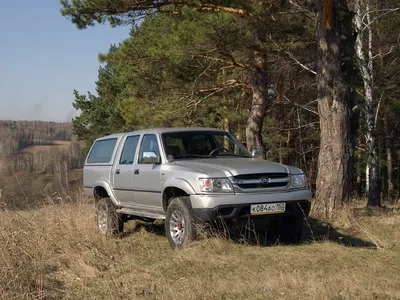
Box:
132, 134, 163, 212
111, 135, 140, 205
84, 137, 119, 192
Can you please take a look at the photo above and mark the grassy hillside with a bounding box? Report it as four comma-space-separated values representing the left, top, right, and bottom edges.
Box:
0, 120, 72, 157
0, 199, 399, 299
0, 136, 84, 209
20, 140, 72, 154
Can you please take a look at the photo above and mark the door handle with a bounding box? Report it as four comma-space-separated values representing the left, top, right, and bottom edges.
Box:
134, 169, 139, 175
115, 169, 120, 175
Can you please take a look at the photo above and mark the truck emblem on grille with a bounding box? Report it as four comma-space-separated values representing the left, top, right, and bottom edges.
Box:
260, 177, 272, 185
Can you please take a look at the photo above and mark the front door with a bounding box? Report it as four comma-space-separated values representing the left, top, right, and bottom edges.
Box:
112, 135, 140, 205
132, 134, 163, 212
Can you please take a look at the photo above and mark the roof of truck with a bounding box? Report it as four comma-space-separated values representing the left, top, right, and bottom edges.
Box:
97, 127, 227, 140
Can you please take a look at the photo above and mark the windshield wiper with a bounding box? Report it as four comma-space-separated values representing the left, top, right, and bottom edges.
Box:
213, 153, 252, 158
174, 154, 215, 159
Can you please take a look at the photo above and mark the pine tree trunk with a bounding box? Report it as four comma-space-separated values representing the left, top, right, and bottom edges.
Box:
314, 0, 355, 218
279, 140, 283, 164
223, 117, 230, 132
246, 48, 268, 159
224, 117, 230, 150
384, 115, 394, 203
386, 139, 394, 203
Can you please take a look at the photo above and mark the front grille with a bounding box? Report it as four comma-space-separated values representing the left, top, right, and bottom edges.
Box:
235, 173, 288, 180
234, 173, 290, 191
237, 182, 288, 189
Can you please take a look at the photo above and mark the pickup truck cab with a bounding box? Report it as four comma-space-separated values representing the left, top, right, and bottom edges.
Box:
84, 127, 312, 249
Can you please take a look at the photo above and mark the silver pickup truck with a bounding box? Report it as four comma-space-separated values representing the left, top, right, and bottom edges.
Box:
84, 127, 312, 249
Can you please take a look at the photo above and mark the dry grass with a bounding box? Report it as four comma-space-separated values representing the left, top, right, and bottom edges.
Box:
0, 200, 399, 300
0, 169, 83, 210
20, 141, 71, 155
0, 158, 8, 175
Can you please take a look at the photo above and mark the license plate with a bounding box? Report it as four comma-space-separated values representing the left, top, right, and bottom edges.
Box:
250, 202, 286, 215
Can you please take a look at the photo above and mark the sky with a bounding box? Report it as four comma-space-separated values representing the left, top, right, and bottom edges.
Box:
0, 1, 131, 122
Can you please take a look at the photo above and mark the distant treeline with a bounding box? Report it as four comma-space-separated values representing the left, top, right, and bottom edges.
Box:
0, 120, 72, 157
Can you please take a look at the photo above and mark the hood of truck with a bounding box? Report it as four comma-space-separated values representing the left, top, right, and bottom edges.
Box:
174, 157, 300, 177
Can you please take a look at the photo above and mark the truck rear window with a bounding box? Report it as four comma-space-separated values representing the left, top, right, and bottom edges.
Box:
87, 138, 117, 164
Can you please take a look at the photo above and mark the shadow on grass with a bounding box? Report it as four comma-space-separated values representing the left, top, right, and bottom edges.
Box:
120, 217, 378, 249
122, 219, 166, 238
302, 217, 377, 249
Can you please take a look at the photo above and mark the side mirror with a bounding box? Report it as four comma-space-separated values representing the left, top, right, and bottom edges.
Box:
142, 151, 161, 164
251, 147, 261, 157
251, 148, 266, 159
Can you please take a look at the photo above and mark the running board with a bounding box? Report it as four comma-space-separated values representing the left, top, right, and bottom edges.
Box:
116, 208, 165, 220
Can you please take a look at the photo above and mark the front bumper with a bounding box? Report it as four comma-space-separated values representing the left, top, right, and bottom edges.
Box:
190, 189, 312, 223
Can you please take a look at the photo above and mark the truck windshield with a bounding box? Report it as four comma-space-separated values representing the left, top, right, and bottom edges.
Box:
161, 131, 251, 160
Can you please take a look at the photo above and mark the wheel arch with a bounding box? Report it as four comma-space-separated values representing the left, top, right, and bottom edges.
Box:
93, 180, 120, 206
162, 178, 195, 212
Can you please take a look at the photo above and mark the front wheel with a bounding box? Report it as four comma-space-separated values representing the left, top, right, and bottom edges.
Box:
165, 197, 196, 249
96, 197, 124, 237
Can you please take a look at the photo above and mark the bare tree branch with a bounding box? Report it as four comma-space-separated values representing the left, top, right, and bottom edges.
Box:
361, 8, 400, 30
374, 92, 383, 128
268, 35, 316, 75
192, 54, 247, 68
276, 95, 319, 115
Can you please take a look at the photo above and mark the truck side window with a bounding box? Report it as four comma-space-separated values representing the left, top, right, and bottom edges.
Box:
119, 135, 140, 165
138, 134, 160, 164
87, 138, 117, 164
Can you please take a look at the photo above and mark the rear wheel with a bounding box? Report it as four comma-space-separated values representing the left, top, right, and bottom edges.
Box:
165, 197, 196, 249
96, 197, 124, 237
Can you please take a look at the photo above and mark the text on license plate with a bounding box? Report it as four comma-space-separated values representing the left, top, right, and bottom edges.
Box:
250, 202, 286, 215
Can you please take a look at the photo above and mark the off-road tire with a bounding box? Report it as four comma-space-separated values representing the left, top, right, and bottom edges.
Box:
96, 197, 124, 237
165, 197, 196, 249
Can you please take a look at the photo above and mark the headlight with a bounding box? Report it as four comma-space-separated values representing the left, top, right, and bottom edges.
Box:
199, 178, 233, 193
291, 174, 307, 189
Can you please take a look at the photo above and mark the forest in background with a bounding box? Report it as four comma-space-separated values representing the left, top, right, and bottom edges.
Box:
0, 120, 73, 157
61, 0, 400, 215
0, 120, 84, 209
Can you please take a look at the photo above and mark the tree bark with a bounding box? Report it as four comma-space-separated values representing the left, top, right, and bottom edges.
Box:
279, 140, 283, 164
356, 142, 362, 198
314, 0, 355, 218
354, 0, 380, 206
386, 137, 394, 203
246, 48, 268, 159
384, 113, 394, 203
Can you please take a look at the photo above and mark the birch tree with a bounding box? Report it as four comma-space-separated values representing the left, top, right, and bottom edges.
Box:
354, 0, 380, 206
